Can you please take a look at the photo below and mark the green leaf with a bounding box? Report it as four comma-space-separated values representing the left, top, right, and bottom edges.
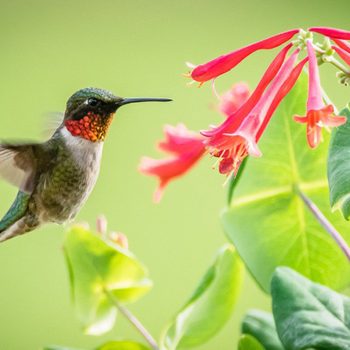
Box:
328, 107, 350, 219
96, 341, 151, 350
227, 157, 248, 205
242, 310, 284, 350
161, 244, 244, 350
221, 74, 350, 292
271, 267, 350, 350
238, 334, 265, 350
44, 341, 151, 350
43, 347, 84, 350
63, 225, 152, 336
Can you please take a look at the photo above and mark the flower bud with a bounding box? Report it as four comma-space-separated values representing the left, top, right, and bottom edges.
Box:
96, 215, 107, 235
110, 231, 129, 249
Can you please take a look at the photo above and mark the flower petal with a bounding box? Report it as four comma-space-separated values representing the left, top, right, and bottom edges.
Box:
306, 117, 322, 149
322, 114, 347, 127
139, 125, 206, 202
320, 105, 347, 127
190, 29, 299, 82
293, 105, 346, 149
294, 115, 308, 123
158, 124, 204, 154
309, 26, 350, 40
245, 137, 262, 157
332, 38, 350, 54
332, 45, 350, 66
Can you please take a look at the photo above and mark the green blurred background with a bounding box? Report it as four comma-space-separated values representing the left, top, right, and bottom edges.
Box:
0, 0, 349, 349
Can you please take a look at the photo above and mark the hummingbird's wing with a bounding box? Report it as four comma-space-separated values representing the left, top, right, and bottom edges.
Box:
42, 111, 64, 138
0, 143, 46, 194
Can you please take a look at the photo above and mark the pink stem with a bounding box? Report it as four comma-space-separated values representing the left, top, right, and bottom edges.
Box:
298, 189, 350, 261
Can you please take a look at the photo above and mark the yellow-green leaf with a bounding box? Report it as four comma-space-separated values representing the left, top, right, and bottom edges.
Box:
63, 225, 152, 336
96, 340, 151, 350
238, 335, 265, 350
161, 244, 244, 350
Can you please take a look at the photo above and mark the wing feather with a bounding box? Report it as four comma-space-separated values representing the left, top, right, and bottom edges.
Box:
0, 144, 38, 193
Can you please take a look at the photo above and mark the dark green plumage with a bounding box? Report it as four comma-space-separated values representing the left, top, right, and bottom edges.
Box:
0, 191, 30, 232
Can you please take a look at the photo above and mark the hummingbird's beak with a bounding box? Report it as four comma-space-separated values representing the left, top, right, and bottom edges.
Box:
118, 97, 172, 106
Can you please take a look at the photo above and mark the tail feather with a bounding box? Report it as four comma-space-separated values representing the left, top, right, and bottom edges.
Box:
0, 191, 34, 242
0, 191, 30, 232
0, 217, 30, 242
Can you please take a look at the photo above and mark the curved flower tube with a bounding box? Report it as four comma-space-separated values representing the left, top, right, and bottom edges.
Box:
332, 45, 350, 65
189, 29, 299, 83
332, 38, 350, 54
309, 26, 350, 40
256, 57, 309, 139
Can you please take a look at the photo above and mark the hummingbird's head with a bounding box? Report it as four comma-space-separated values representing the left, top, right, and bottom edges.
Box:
64, 87, 171, 142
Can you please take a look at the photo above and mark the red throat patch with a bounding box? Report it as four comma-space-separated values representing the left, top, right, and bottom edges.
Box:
65, 112, 114, 142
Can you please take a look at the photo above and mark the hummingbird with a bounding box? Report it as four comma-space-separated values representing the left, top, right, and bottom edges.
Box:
0, 87, 171, 242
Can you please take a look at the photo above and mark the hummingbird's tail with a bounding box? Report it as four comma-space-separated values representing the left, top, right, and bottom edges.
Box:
0, 217, 33, 242
0, 191, 38, 242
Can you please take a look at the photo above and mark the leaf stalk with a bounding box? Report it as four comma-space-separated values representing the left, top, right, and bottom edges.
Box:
104, 289, 160, 350
296, 189, 350, 261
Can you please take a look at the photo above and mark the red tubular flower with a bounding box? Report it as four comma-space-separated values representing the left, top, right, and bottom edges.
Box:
189, 29, 300, 83
139, 124, 206, 202
332, 45, 350, 65
202, 45, 303, 176
309, 26, 350, 40
219, 83, 250, 116
256, 57, 309, 140
332, 38, 350, 54
202, 43, 293, 139
294, 40, 346, 148
225, 50, 301, 157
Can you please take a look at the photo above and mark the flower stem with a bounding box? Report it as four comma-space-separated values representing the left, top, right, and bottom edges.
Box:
296, 189, 350, 261
327, 56, 350, 75
104, 289, 160, 350
312, 43, 350, 76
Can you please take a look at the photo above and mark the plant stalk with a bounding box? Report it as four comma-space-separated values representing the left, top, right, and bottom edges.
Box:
297, 189, 350, 261
105, 290, 160, 350
328, 56, 350, 75
312, 43, 350, 76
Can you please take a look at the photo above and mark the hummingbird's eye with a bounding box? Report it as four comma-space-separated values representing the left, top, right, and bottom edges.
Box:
87, 98, 99, 107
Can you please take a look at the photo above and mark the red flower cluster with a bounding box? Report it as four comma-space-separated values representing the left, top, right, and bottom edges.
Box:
140, 27, 350, 201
